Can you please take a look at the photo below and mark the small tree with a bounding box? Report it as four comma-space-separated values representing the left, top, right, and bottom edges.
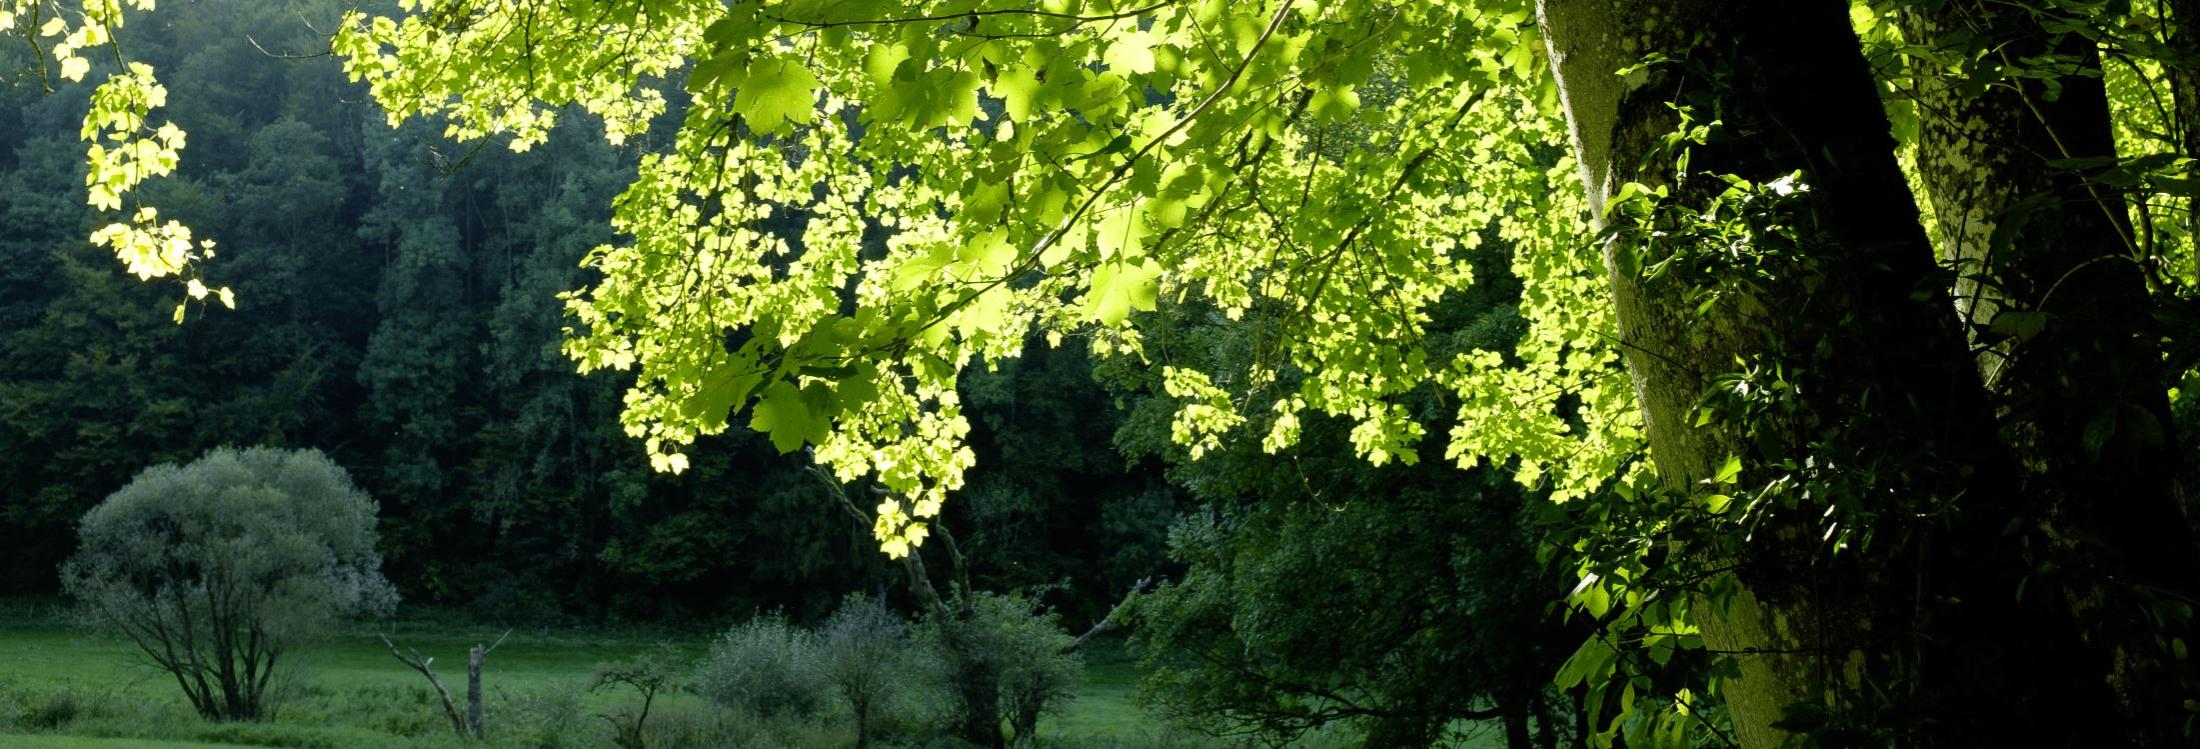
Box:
61, 447, 396, 720
983, 595, 1082, 747
819, 597, 912, 749
923, 592, 1084, 747
591, 644, 683, 749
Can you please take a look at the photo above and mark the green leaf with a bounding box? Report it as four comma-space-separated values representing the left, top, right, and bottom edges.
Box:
1556, 636, 1618, 689
876, 68, 979, 129
893, 246, 955, 291
1712, 455, 1740, 485
1084, 259, 1159, 326
863, 42, 911, 85
680, 360, 762, 429
1096, 208, 1148, 261
991, 64, 1042, 121
689, 49, 748, 95
1103, 30, 1158, 75
954, 229, 1018, 278
1074, 134, 1133, 163
1309, 84, 1359, 121
750, 381, 820, 453
1986, 309, 2049, 341
733, 57, 818, 134
1703, 493, 1734, 515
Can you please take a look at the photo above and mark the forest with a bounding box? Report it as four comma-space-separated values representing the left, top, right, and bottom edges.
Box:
0, 0, 2195, 748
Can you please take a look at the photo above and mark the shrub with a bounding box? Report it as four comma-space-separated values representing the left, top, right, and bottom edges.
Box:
501, 684, 597, 749
694, 613, 829, 720
22, 688, 81, 730
61, 447, 396, 721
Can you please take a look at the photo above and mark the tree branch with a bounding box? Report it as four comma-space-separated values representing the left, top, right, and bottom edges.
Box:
1063, 576, 1155, 654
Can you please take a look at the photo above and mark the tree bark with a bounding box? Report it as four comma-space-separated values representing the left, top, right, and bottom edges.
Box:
1537, 1, 2064, 746
1897, 3, 2198, 742
466, 644, 485, 740
2175, 0, 2200, 249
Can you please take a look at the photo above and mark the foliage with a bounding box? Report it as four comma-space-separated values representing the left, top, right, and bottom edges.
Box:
1105, 240, 1581, 748
692, 613, 829, 721
325, 0, 1634, 562
60, 446, 397, 721
0, 0, 223, 312
0, 0, 1120, 623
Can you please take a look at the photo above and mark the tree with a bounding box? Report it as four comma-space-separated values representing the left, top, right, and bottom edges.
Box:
321, 0, 2197, 744
818, 598, 914, 749
590, 644, 685, 749
61, 446, 397, 721
1541, 1, 2194, 744
1884, 1, 2197, 738
2, 0, 914, 621
31, 0, 2200, 744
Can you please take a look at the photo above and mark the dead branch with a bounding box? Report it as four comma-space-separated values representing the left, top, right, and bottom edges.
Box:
381, 633, 469, 740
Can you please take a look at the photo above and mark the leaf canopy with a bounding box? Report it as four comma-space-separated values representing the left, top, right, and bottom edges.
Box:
314, 0, 1640, 553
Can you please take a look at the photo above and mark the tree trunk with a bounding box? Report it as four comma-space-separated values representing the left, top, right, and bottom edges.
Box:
852, 697, 872, 749
2175, 0, 2200, 250
1501, 693, 1532, 749
952, 644, 1005, 749
1537, 1, 2067, 746
1897, 3, 2198, 742
466, 644, 485, 740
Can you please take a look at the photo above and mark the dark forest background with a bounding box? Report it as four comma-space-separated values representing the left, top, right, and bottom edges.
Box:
0, 1, 1190, 624
0, 0, 1558, 665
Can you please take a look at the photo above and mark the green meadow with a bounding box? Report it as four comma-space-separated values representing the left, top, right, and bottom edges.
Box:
0, 605, 1329, 749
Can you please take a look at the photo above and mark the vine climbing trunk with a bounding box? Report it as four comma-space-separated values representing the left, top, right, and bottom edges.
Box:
1538, 1, 2101, 745
1897, 3, 2198, 743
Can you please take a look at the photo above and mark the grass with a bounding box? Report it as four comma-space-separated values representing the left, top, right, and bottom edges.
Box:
0, 605, 1287, 749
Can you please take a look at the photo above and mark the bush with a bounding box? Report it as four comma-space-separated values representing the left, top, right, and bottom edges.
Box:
694, 613, 829, 720
61, 447, 396, 721
501, 684, 598, 749
21, 688, 81, 730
